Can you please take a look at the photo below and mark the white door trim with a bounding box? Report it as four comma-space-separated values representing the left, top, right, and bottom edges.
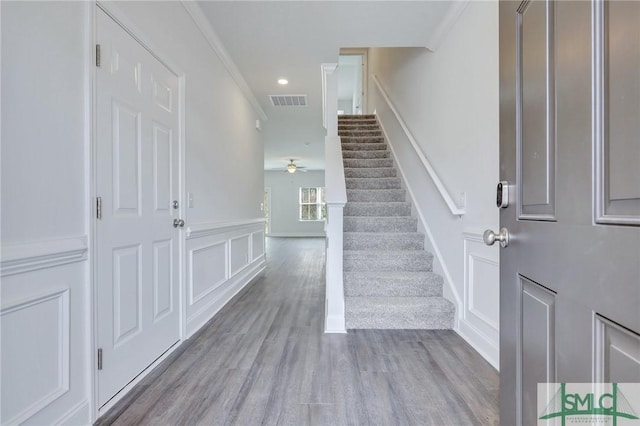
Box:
88, 2, 187, 421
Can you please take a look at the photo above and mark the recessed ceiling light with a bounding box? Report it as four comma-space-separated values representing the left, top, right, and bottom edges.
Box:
278, 78, 289, 85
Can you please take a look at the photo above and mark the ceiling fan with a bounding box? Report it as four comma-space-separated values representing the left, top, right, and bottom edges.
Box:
286, 159, 307, 173
280, 159, 307, 173
266, 159, 308, 173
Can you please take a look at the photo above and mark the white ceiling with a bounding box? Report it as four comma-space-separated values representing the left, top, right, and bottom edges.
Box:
197, 1, 458, 171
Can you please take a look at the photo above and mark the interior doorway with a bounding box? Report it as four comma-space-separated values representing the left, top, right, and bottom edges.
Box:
338, 50, 367, 115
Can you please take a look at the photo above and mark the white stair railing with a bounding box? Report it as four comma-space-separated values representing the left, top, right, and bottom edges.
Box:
322, 63, 347, 333
372, 74, 466, 216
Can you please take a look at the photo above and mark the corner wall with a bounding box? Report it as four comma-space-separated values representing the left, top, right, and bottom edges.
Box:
264, 170, 326, 237
367, 1, 500, 369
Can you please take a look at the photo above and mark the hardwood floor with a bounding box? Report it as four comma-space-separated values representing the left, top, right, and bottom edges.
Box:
97, 237, 498, 426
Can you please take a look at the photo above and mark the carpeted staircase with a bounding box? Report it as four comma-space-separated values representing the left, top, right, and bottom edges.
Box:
338, 114, 455, 329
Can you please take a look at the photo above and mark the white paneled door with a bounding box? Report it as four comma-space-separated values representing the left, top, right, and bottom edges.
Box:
96, 9, 181, 407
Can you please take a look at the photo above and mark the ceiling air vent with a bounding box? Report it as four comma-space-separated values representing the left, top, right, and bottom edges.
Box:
269, 94, 308, 107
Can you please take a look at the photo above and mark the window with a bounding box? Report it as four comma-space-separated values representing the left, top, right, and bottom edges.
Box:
299, 187, 326, 221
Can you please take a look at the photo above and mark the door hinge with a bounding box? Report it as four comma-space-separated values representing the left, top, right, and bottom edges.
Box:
96, 196, 102, 220
96, 44, 101, 68
97, 348, 103, 370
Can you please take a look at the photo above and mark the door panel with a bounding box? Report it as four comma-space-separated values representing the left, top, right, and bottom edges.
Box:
500, 1, 640, 424
596, 316, 640, 383
113, 102, 141, 214
519, 277, 556, 426
96, 8, 180, 407
518, 0, 556, 220
112, 245, 142, 345
153, 239, 173, 321
595, 0, 640, 224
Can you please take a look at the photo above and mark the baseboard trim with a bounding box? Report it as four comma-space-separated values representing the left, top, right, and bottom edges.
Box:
325, 303, 347, 334
457, 319, 499, 371
186, 258, 266, 337
54, 400, 90, 426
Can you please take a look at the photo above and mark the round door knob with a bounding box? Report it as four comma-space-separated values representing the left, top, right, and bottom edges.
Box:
173, 219, 185, 228
483, 228, 510, 247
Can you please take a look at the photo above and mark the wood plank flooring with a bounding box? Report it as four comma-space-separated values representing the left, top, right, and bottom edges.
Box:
97, 237, 498, 425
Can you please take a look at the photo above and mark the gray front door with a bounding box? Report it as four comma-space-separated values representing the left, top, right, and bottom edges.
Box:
498, 1, 640, 424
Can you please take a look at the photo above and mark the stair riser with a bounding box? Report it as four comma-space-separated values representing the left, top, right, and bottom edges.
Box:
345, 296, 455, 329
339, 130, 382, 137
339, 115, 376, 120
344, 217, 417, 232
344, 203, 411, 217
341, 136, 385, 144
343, 159, 394, 168
347, 189, 405, 202
342, 150, 390, 159
344, 274, 443, 297
341, 143, 387, 151
345, 313, 454, 330
344, 253, 433, 272
345, 178, 401, 189
338, 125, 379, 131
344, 168, 397, 178
344, 234, 424, 251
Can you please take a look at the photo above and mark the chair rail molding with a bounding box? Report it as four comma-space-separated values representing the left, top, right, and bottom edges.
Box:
186, 218, 266, 240
371, 74, 466, 216
0, 236, 88, 277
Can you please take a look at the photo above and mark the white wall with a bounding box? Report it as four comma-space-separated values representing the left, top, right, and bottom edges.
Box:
1, 3, 92, 424
264, 170, 325, 237
1, 2, 265, 424
367, 1, 500, 368
113, 1, 264, 224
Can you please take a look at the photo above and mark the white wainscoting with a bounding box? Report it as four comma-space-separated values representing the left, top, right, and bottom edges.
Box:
185, 219, 266, 337
1, 289, 70, 425
0, 237, 89, 425
458, 231, 500, 370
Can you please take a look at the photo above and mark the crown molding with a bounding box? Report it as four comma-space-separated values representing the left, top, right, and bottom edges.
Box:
181, 1, 268, 122
425, 1, 469, 52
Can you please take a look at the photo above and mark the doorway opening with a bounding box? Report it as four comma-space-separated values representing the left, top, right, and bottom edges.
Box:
338, 50, 368, 115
